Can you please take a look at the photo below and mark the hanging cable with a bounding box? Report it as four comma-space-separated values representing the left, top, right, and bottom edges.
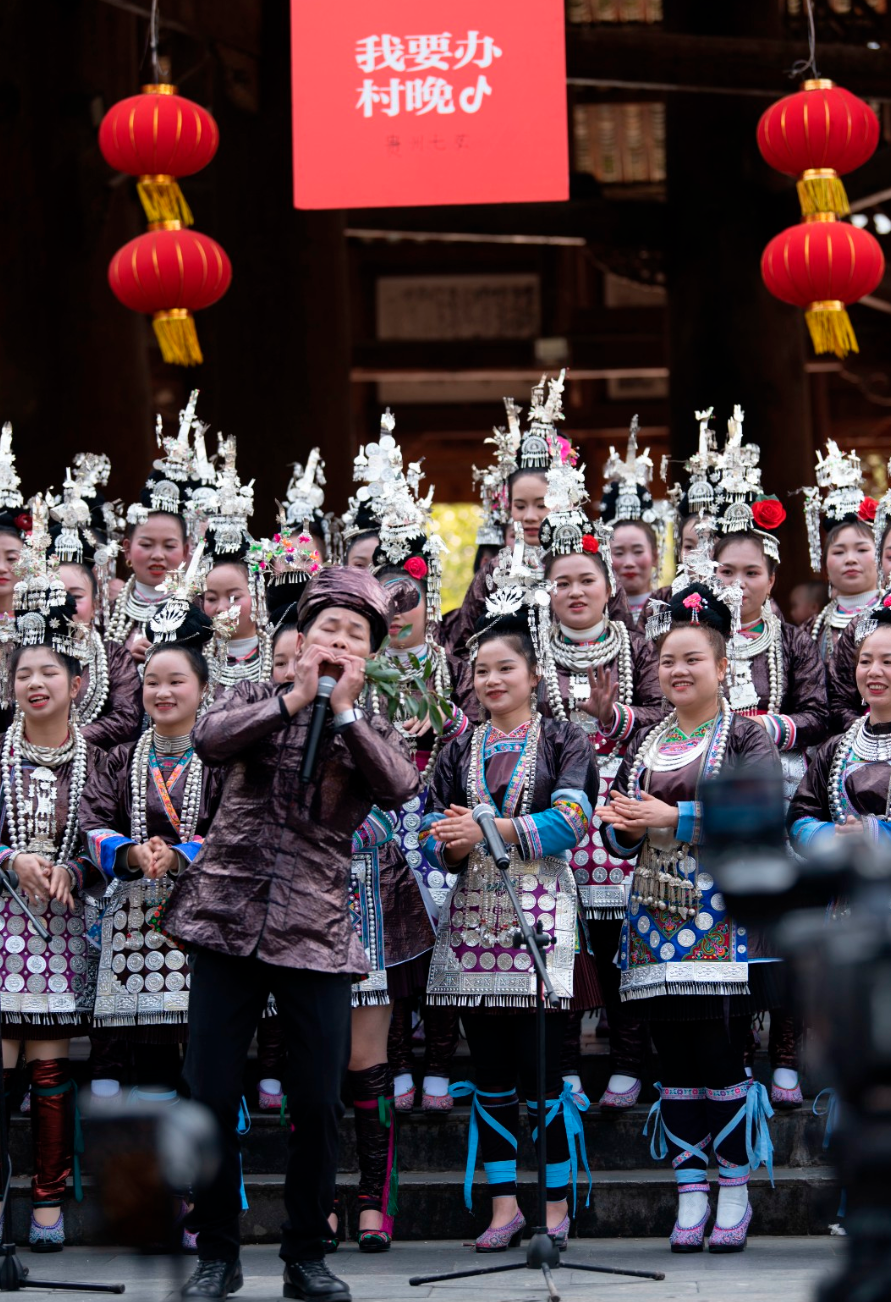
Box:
788, 0, 820, 81
149, 0, 161, 82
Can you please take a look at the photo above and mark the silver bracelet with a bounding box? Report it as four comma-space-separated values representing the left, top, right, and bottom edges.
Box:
332, 707, 364, 732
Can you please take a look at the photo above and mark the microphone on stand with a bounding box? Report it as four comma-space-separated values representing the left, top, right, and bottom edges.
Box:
471, 805, 510, 870
300, 674, 338, 784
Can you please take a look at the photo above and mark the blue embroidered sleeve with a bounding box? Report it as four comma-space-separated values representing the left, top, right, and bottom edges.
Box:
419, 811, 451, 871
352, 808, 396, 854
789, 816, 835, 851
675, 801, 703, 845
602, 823, 644, 859
174, 837, 205, 864
85, 828, 135, 880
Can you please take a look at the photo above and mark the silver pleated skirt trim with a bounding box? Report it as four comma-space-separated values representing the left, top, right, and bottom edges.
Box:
426, 994, 571, 1010
584, 906, 626, 921
93, 1013, 188, 1027
620, 981, 751, 1002
351, 990, 391, 1008
2, 1013, 84, 1026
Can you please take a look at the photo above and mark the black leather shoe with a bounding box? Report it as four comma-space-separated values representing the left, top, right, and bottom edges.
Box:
283, 1258, 352, 1301
181, 1259, 244, 1298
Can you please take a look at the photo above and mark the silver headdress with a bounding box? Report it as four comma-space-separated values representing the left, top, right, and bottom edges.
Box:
147, 542, 208, 646
468, 536, 552, 666
12, 495, 89, 663
601, 415, 654, 523
340, 410, 400, 546
363, 410, 446, 628
127, 389, 208, 528
283, 449, 326, 531
521, 371, 566, 470
539, 454, 617, 595
204, 436, 255, 560
0, 422, 24, 520
713, 405, 782, 564
802, 440, 871, 574
644, 538, 743, 645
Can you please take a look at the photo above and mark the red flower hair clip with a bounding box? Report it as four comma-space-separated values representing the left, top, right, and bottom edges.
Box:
751, 496, 786, 530
859, 496, 878, 524
14, 512, 31, 534
581, 535, 599, 554
404, 556, 428, 580
683, 591, 705, 624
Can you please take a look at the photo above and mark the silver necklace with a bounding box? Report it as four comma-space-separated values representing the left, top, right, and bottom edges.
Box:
727, 609, 783, 713
77, 629, 111, 726
2, 710, 87, 864
544, 619, 633, 730
129, 727, 203, 846
215, 629, 273, 687
152, 730, 192, 756
106, 576, 162, 644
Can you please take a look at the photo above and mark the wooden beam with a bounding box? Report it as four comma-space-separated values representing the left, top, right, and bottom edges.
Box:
347, 199, 665, 246
567, 27, 891, 100
351, 335, 667, 380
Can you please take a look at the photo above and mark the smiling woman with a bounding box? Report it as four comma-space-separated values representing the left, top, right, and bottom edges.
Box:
600, 580, 783, 1254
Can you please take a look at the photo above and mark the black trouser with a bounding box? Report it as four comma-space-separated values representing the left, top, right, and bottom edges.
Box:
463, 1012, 572, 1200
184, 948, 352, 1264
588, 918, 647, 1077
650, 1017, 751, 1179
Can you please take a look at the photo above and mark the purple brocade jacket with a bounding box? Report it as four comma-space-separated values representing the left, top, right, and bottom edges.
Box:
163, 681, 422, 975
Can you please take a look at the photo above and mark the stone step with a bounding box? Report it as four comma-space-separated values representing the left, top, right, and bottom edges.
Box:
0, 1166, 839, 1246
240, 1102, 831, 1175
4, 1098, 830, 1182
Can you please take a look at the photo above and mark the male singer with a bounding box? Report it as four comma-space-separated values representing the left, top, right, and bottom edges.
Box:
165, 567, 420, 1301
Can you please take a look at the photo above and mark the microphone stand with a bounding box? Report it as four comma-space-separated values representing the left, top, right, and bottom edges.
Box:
409, 851, 663, 1301
0, 866, 124, 1293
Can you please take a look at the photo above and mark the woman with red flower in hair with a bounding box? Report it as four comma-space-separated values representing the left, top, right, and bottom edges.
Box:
798, 442, 880, 663
711, 441, 828, 1110
536, 461, 664, 1111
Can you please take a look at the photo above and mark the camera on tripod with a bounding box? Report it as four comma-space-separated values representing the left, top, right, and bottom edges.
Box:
703, 767, 891, 1302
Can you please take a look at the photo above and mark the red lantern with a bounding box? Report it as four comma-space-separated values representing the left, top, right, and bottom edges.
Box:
108, 225, 232, 366
757, 79, 879, 218
98, 84, 219, 226
761, 215, 885, 357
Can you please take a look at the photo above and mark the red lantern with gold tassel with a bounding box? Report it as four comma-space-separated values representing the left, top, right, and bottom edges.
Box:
761, 214, 885, 357
108, 224, 232, 366
98, 84, 219, 226
757, 79, 879, 217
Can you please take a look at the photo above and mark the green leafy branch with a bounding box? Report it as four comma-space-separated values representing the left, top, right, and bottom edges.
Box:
364, 643, 450, 734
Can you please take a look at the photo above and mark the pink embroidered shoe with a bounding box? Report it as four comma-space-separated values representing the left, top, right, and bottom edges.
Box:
670, 1206, 710, 1253
182, 1227, 198, 1254
770, 1082, 803, 1110
394, 1085, 416, 1113
19, 1089, 30, 1116
708, 1202, 753, 1253
599, 1080, 641, 1110
474, 1210, 526, 1253
549, 1213, 570, 1250
258, 1089, 284, 1112
422, 1092, 454, 1113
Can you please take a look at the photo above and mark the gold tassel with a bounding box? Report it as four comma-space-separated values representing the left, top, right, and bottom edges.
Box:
137, 176, 195, 226
797, 169, 850, 218
805, 301, 859, 358
152, 310, 203, 366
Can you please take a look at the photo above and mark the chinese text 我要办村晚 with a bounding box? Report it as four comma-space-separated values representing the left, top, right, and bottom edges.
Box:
355, 31, 502, 74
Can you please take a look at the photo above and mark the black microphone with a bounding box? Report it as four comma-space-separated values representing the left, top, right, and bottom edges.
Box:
471, 805, 510, 870
300, 675, 338, 784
